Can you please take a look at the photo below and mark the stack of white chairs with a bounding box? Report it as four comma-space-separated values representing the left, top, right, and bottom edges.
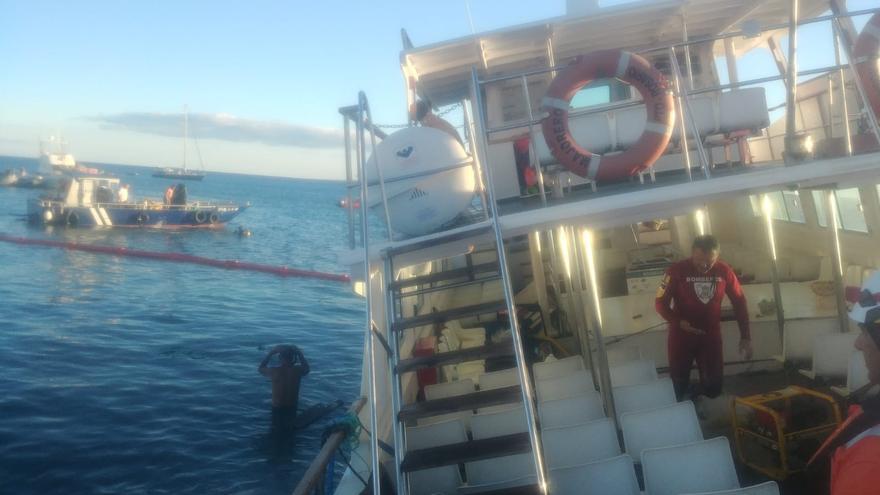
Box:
534, 355, 585, 380
798, 332, 859, 381
683, 481, 781, 494
642, 437, 779, 495
620, 401, 703, 460
609, 359, 659, 387
613, 377, 677, 421
549, 454, 641, 495
406, 419, 468, 495
465, 407, 536, 488
535, 369, 596, 402
419, 379, 476, 427
831, 351, 871, 397
542, 418, 620, 468
538, 395, 605, 428
476, 368, 522, 414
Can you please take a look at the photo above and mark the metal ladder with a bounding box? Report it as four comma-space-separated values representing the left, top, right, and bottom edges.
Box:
352, 91, 550, 494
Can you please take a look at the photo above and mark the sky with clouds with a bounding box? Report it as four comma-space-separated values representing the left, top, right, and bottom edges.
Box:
0, 0, 875, 179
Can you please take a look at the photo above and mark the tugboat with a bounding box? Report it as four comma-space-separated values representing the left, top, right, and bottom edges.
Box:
27, 176, 246, 228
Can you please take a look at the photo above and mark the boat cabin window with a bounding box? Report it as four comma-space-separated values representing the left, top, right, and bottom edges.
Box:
651, 52, 701, 79
749, 191, 806, 224
570, 80, 632, 109
812, 188, 869, 233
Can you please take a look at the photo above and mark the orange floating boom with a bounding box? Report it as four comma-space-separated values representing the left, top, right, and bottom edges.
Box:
0, 234, 350, 283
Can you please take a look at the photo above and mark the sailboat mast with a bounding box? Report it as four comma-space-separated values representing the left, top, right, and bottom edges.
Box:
183, 104, 188, 172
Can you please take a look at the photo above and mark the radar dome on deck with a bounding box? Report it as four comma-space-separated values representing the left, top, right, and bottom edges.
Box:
365, 127, 476, 237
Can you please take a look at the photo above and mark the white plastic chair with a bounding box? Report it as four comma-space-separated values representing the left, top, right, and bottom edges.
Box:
550, 455, 640, 495
420, 379, 477, 428
542, 418, 621, 469
536, 370, 595, 402
478, 368, 519, 390
683, 480, 780, 495
832, 351, 871, 397
799, 332, 859, 380
610, 360, 658, 387
457, 475, 538, 494
642, 437, 740, 495
406, 419, 468, 495
467, 407, 536, 485
534, 355, 584, 381
614, 378, 676, 421
621, 401, 703, 460
477, 369, 524, 414
605, 346, 642, 367
538, 394, 605, 428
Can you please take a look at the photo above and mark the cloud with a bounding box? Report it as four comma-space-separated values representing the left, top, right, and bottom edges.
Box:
88, 111, 343, 149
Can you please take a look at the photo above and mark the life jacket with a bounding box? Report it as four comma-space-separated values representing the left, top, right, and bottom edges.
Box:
809, 394, 880, 494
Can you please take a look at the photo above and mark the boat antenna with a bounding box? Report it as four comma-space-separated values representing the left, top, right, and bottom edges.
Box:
193, 133, 206, 171
183, 104, 189, 172
464, 0, 475, 34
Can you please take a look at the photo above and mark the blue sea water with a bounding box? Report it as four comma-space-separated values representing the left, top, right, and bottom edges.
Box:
0, 156, 365, 495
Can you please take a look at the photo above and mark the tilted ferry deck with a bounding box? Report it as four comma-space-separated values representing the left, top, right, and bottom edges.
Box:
296, 0, 880, 493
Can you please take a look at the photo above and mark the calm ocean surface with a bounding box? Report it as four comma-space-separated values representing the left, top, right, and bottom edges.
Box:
0, 156, 365, 494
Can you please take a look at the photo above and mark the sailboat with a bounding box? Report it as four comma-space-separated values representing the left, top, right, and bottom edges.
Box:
152, 105, 207, 181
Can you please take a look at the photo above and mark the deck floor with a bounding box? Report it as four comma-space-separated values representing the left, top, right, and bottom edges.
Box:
699, 366, 844, 495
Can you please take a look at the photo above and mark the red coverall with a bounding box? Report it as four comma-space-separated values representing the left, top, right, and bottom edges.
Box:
654, 258, 750, 399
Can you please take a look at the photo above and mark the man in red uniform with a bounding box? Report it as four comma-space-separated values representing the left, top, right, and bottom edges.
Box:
808, 272, 880, 494
655, 235, 753, 400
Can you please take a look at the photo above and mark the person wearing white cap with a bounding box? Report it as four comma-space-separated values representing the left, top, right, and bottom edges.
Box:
808, 271, 880, 494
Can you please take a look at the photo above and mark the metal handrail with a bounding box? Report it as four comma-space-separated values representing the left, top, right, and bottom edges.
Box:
291, 397, 367, 495
470, 66, 550, 494
346, 158, 474, 189
356, 91, 383, 495
475, 6, 880, 88
483, 62, 864, 136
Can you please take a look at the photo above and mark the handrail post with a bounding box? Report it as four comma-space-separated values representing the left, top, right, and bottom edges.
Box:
831, 22, 853, 156
579, 229, 618, 428
470, 67, 550, 494
462, 98, 491, 220
669, 47, 710, 179
344, 116, 356, 249
383, 255, 407, 493
521, 75, 549, 205
356, 96, 383, 495
669, 46, 694, 182
761, 195, 786, 347
831, 15, 880, 144
784, 0, 801, 164
360, 93, 394, 241
827, 190, 851, 333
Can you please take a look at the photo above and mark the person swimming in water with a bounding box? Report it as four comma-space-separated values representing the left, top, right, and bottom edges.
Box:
259, 344, 309, 412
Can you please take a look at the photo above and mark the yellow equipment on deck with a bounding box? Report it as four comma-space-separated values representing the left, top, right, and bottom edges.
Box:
731, 386, 842, 480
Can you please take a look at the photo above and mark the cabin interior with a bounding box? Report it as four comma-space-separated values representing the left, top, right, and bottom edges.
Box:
333, 0, 880, 494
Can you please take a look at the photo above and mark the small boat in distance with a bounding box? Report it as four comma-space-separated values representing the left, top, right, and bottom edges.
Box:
152, 105, 207, 181
28, 176, 246, 228
337, 197, 360, 209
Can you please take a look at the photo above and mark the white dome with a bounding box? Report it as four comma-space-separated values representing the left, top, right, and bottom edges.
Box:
364, 127, 476, 237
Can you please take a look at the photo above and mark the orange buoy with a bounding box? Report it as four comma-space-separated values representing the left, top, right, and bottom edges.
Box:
541, 49, 675, 182
854, 13, 880, 121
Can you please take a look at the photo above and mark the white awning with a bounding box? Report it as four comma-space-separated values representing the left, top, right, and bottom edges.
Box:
402, 0, 830, 106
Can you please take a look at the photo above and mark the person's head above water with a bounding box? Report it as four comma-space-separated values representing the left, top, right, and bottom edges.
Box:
278, 345, 295, 364
691, 235, 720, 274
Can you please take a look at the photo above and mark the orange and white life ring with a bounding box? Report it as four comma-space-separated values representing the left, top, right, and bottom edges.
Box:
854, 13, 880, 120
541, 49, 675, 182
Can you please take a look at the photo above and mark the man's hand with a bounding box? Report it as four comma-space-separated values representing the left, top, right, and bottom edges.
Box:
680, 320, 706, 335
739, 339, 754, 360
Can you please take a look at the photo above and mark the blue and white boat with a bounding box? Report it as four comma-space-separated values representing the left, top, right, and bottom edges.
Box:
27, 176, 247, 228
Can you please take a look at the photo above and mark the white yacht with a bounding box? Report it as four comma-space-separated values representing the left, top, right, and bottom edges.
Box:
297, 1, 880, 493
